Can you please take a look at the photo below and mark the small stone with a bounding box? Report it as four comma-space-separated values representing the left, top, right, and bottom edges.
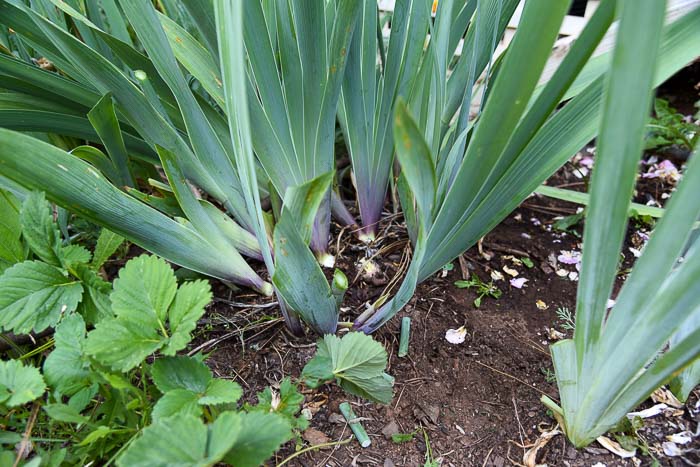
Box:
381, 420, 400, 440
328, 413, 345, 424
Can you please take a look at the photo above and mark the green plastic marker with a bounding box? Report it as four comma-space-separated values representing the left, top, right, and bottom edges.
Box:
398, 317, 411, 357
339, 402, 370, 448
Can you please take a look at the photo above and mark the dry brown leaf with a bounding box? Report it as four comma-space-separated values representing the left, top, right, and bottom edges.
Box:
597, 435, 636, 458
523, 428, 561, 467
651, 387, 683, 408
303, 428, 331, 446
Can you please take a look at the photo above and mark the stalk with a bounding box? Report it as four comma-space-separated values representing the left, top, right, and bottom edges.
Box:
331, 269, 349, 310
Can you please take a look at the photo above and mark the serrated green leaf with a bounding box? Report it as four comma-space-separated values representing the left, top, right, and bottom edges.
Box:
0, 260, 83, 334
300, 347, 334, 389
111, 255, 177, 327
199, 379, 242, 406
0, 189, 24, 267
85, 319, 164, 373
162, 279, 212, 355
71, 263, 112, 324
43, 403, 90, 424
117, 412, 243, 467
20, 191, 62, 266
152, 389, 202, 421
0, 360, 46, 407
91, 229, 124, 269
222, 412, 292, 467
254, 377, 304, 420
85, 256, 211, 371
303, 332, 393, 404
151, 356, 211, 394
43, 314, 92, 395
60, 244, 92, 266
151, 356, 241, 419
325, 333, 387, 377
338, 373, 395, 405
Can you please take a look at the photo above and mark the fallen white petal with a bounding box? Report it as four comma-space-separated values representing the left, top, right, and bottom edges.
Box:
490, 270, 504, 281
666, 432, 692, 445
503, 265, 519, 277
662, 441, 682, 457
626, 403, 668, 419
510, 277, 528, 288
557, 250, 581, 265
445, 326, 467, 344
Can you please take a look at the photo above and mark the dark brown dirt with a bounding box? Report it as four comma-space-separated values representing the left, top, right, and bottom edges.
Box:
197, 196, 698, 466
188, 65, 700, 466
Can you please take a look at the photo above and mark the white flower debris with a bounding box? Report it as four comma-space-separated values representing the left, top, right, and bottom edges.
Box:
556, 268, 568, 277
642, 159, 680, 183
547, 328, 565, 340
557, 250, 581, 265
626, 403, 668, 419
606, 299, 616, 309
573, 166, 589, 179
536, 300, 548, 310
579, 156, 594, 168
666, 432, 693, 445
490, 270, 504, 282
662, 441, 683, 457
530, 217, 541, 226
520, 232, 532, 239
629, 247, 642, 258
445, 326, 467, 344
510, 277, 528, 289
568, 271, 578, 281
503, 265, 519, 277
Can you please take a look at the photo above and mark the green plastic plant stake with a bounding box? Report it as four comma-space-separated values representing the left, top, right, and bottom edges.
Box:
398, 317, 411, 358
339, 402, 370, 448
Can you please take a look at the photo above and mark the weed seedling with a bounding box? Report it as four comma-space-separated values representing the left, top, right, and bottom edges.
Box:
454, 275, 502, 308
555, 307, 575, 331
422, 428, 440, 467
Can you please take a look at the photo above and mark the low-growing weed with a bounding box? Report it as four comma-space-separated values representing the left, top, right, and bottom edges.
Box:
454, 275, 502, 308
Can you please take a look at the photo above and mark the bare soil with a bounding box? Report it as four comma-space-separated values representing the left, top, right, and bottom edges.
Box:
190, 64, 700, 466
